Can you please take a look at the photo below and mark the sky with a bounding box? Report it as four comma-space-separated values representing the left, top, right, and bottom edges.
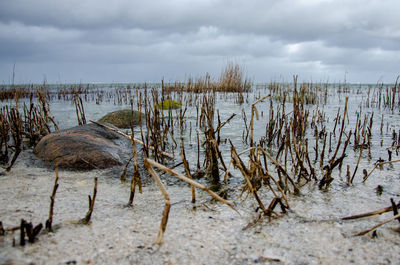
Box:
0, 0, 399, 84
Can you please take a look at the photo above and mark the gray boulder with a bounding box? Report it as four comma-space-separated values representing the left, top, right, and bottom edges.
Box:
34, 123, 131, 170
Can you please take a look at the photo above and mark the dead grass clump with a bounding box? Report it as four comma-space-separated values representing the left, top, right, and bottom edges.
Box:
218, 62, 251, 93
164, 63, 251, 94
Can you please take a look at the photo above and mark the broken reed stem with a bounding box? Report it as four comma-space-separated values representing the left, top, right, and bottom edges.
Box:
354, 213, 400, 236
197, 131, 201, 169
20, 219, 25, 246
363, 159, 400, 182
264, 171, 290, 207
143, 159, 171, 245
128, 169, 136, 206
291, 128, 309, 181
89, 120, 173, 159
305, 139, 316, 180
390, 198, 400, 223
74, 94, 86, 125
346, 165, 351, 184
250, 95, 270, 148
259, 147, 300, 194
120, 156, 134, 181
330, 97, 349, 164
341, 201, 400, 221
223, 147, 255, 182
230, 144, 268, 214
144, 158, 239, 214
332, 109, 340, 136
46, 167, 59, 231
82, 177, 98, 224
180, 138, 195, 203
320, 133, 327, 168
19, 219, 43, 245
128, 120, 142, 206
216, 113, 236, 133
319, 131, 352, 189
350, 129, 367, 184
6, 108, 23, 172
0, 221, 4, 236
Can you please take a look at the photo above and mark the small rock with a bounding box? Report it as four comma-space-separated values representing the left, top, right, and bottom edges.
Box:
98, 109, 144, 129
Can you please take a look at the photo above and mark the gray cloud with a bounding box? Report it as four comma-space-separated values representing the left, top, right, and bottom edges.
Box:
0, 0, 399, 83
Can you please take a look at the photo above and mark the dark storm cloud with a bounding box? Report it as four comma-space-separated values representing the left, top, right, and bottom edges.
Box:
0, 0, 399, 83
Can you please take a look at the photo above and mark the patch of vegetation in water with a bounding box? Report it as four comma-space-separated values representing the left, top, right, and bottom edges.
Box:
158, 100, 182, 110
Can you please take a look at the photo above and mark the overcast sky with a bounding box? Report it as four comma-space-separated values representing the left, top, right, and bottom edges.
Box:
0, 0, 399, 84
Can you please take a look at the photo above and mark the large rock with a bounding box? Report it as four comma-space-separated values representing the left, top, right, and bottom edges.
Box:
98, 109, 144, 129
34, 123, 131, 170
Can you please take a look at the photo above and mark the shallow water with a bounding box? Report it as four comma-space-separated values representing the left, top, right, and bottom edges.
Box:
1, 84, 399, 264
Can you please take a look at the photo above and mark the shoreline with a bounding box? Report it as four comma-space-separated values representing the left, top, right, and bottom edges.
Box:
1, 151, 399, 264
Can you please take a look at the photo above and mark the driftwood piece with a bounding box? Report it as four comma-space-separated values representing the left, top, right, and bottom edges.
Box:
341, 201, 400, 220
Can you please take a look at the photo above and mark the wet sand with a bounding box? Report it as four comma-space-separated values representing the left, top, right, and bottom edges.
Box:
1, 151, 399, 265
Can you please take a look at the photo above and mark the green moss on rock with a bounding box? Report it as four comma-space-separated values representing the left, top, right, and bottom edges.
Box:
98, 109, 144, 128
158, 100, 182, 110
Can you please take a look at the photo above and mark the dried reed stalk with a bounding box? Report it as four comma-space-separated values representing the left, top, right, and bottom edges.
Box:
259, 147, 300, 194
74, 94, 86, 125
145, 158, 238, 213
80, 177, 98, 224
128, 118, 142, 206
330, 97, 349, 164
0, 221, 4, 236
6, 108, 23, 171
350, 129, 367, 184
363, 159, 400, 182
89, 120, 173, 159
230, 144, 268, 214
250, 95, 270, 147
180, 138, 195, 203
120, 156, 134, 181
354, 213, 400, 236
144, 159, 171, 244
46, 167, 59, 231
19, 219, 43, 245
144, 158, 238, 244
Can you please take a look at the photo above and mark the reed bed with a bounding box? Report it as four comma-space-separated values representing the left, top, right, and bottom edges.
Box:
0, 89, 57, 171
1, 73, 400, 247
